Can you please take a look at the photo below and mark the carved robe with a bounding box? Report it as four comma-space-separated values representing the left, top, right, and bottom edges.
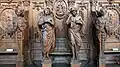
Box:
67, 14, 83, 54
38, 14, 55, 58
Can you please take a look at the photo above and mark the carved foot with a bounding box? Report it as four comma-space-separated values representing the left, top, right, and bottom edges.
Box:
72, 56, 77, 60
44, 54, 50, 60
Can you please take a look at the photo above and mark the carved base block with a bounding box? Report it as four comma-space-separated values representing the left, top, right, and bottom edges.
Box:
42, 63, 51, 67
16, 61, 24, 67
99, 63, 106, 67
71, 60, 81, 67
42, 59, 52, 67
71, 63, 81, 67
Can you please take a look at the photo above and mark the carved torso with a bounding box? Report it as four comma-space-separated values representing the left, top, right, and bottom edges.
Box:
68, 15, 83, 33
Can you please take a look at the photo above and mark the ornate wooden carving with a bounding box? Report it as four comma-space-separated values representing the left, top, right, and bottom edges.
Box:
92, 1, 120, 67
0, 1, 28, 67
98, 2, 120, 50
38, 7, 55, 59
66, 6, 84, 60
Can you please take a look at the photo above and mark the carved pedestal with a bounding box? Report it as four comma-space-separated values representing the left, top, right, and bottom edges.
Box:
42, 59, 52, 67
52, 38, 71, 67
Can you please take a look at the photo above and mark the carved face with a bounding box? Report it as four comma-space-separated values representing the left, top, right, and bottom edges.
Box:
18, 20, 26, 31
6, 13, 13, 21
71, 10, 77, 16
68, 0, 75, 6
15, 6, 24, 17
44, 8, 50, 15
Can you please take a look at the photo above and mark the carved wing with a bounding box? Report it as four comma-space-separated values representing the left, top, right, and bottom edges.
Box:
38, 12, 44, 28
36, 11, 44, 42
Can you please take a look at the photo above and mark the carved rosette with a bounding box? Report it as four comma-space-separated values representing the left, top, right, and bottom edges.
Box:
53, 0, 68, 19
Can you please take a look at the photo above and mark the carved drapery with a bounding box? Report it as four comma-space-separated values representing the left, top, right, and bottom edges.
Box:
0, 0, 119, 67
30, 0, 90, 62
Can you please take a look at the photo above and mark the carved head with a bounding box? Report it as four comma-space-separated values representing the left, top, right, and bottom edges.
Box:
15, 5, 24, 17
68, 0, 75, 6
96, 9, 105, 18
44, 7, 51, 15
70, 7, 78, 16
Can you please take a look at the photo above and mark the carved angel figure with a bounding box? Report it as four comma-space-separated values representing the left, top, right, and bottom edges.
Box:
15, 5, 27, 39
38, 7, 55, 59
67, 7, 84, 60
91, 9, 107, 67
